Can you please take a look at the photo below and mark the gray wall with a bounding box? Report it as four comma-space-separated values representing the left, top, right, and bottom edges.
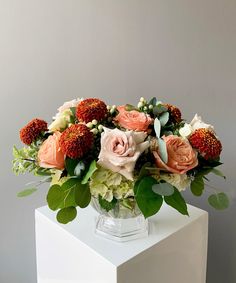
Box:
0, 1, 235, 282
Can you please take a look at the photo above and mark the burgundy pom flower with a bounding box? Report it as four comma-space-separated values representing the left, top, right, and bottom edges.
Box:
20, 118, 47, 145
164, 104, 182, 123
76, 98, 107, 123
59, 124, 93, 159
189, 128, 222, 160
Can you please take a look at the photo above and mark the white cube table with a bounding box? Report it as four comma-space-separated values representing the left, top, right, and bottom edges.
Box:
35, 203, 208, 283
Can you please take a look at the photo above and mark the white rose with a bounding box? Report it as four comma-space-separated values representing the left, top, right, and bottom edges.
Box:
190, 114, 214, 132
179, 123, 192, 139
98, 127, 149, 180
160, 173, 191, 192
48, 109, 73, 132
58, 98, 83, 113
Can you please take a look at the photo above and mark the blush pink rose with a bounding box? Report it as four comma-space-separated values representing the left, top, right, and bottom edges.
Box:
153, 135, 198, 174
38, 132, 65, 170
114, 105, 153, 132
98, 127, 150, 180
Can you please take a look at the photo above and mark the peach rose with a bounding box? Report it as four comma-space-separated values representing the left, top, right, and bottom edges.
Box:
97, 127, 150, 180
114, 105, 153, 131
153, 135, 198, 174
38, 132, 65, 170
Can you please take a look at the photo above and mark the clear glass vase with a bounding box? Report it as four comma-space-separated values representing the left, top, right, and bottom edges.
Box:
91, 197, 149, 242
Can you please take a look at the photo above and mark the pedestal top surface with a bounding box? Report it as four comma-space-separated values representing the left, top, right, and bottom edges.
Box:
36, 203, 207, 267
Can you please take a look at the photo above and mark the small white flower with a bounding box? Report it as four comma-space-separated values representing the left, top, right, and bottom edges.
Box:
91, 128, 98, 135
98, 125, 103, 132
86, 122, 93, 128
149, 105, 153, 110
92, 119, 98, 125
179, 123, 192, 139
137, 102, 144, 108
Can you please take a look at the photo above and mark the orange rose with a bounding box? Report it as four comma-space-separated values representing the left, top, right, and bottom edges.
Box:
38, 132, 65, 170
153, 135, 198, 174
114, 105, 153, 132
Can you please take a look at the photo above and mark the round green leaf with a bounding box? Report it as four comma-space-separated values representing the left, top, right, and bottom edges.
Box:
56, 207, 77, 224
190, 177, 204, 196
152, 182, 174, 196
135, 176, 163, 218
46, 185, 64, 211
17, 188, 37, 197
208, 193, 229, 210
75, 183, 91, 208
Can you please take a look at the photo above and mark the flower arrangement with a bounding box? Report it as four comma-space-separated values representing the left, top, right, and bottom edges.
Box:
13, 97, 229, 224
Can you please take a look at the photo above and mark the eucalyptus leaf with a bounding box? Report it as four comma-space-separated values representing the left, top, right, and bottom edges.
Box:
148, 97, 157, 106
17, 188, 37, 197
190, 177, 204, 196
81, 160, 97, 184
152, 182, 174, 196
46, 185, 65, 211
211, 168, 226, 179
208, 193, 229, 210
154, 118, 161, 138
164, 188, 189, 215
159, 112, 169, 127
74, 182, 91, 208
56, 207, 77, 224
135, 176, 163, 218
158, 138, 168, 163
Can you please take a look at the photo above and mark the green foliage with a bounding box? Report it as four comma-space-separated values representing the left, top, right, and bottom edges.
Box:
158, 138, 168, 163
125, 104, 139, 111
47, 184, 66, 211
47, 178, 91, 215
159, 112, 169, 127
153, 103, 168, 116
81, 160, 97, 184
164, 188, 189, 216
154, 118, 161, 138
138, 162, 151, 179
17, 188, 37, 197
208, 193, 229, 210
135, 176, 163, 218
149, 97, 157, 105
75, 182, 91, 208
65, 158, 80, 176
211, 168, 226, 179
191, 176, 204, 196
12, 143, 51, 176
152, 182, 174, 196
56, 207, 77, 224
98, 195, 117, 212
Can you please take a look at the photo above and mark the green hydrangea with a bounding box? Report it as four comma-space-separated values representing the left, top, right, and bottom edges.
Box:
90, 166, 134, 202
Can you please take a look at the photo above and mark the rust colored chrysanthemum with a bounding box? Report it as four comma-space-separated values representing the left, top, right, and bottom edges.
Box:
20, 118, 47, 145
59, 124, 93, 159
76, 98, 107, 123
189, 128, 222, 160
164, 104, 182, 123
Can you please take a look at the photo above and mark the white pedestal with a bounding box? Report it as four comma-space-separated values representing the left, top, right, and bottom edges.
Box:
35, 203, 208, 283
